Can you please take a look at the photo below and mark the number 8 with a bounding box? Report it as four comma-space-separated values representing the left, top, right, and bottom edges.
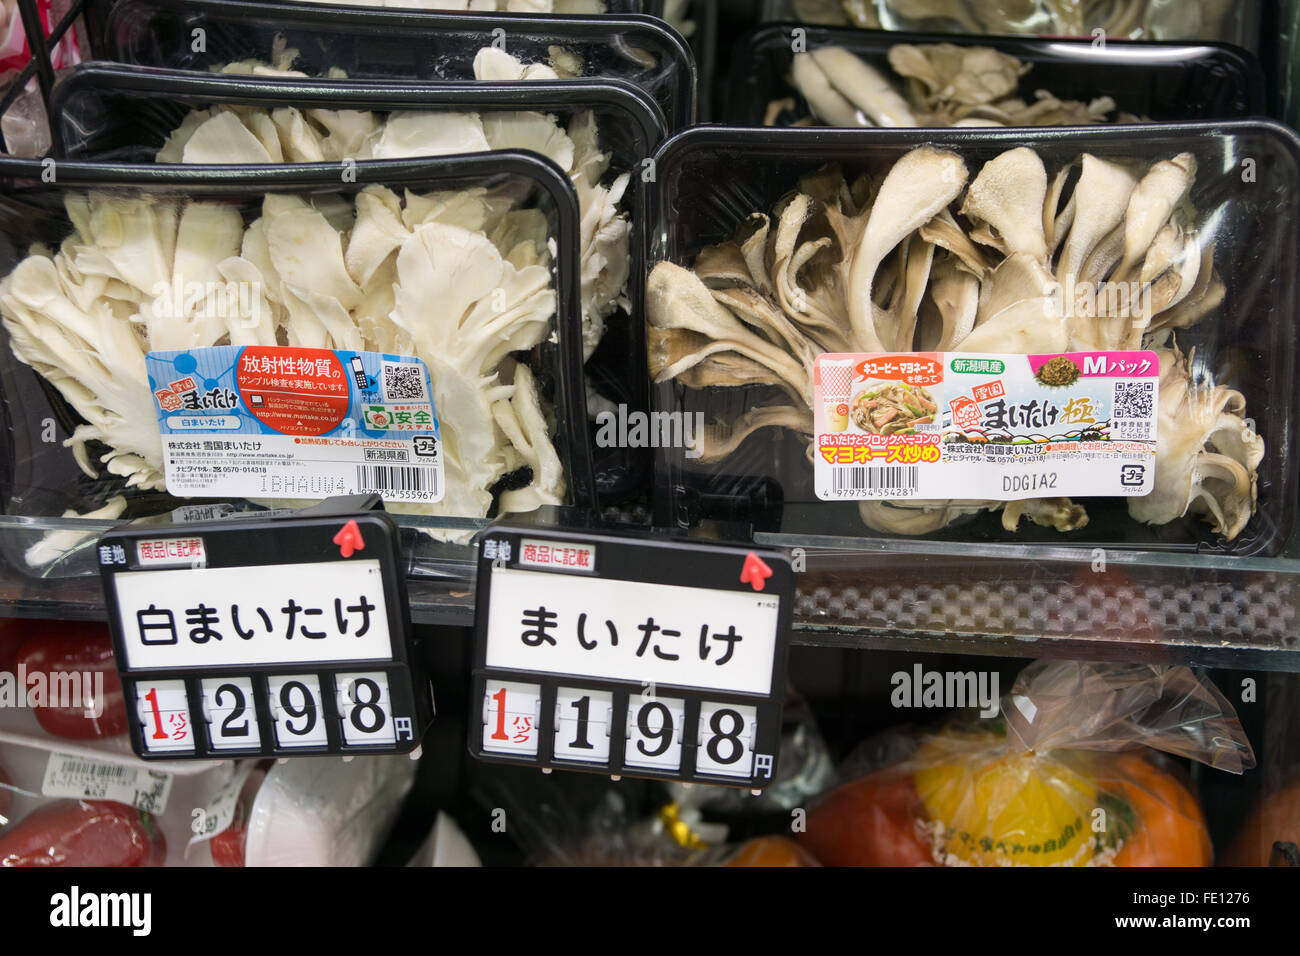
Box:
706, 708, 744, 765
348, 678, 386, 733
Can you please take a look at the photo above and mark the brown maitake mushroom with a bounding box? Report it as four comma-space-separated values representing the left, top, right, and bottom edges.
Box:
647, 144, 1262, 542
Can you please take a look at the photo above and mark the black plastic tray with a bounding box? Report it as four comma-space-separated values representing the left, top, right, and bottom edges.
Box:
91, 0, 697, 129
0, 151, 596, 575
752, 0, 1265, 54
48, 63, 666, 504
726, 25, 1268, 126
645, 122, 1300, 558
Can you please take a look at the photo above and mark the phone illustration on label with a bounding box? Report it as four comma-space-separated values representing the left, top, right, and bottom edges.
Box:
349, 356, 369, 391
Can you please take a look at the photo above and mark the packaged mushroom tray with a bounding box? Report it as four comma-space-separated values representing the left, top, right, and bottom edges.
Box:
92, 0, 696, 130
644, 124, 1300, 558
727, 26, 1264, 128
0, 153, 593, 577
770, 0, 1260, 49
49, 49, 666, 500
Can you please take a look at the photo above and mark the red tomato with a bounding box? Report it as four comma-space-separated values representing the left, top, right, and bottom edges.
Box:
799, 769, 935, 867
0, 800, 166, 866
0, 764, 12, 826
17, 622, 128, 740
0, 617, 24, 676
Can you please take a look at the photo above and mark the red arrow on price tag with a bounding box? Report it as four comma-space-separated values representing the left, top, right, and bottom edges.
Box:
739, 553, 773, 592
333, 520, 366, 559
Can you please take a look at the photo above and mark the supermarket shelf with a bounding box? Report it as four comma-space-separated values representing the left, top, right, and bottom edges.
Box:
780, 540, 1300, 672
6, 514, 1300, 669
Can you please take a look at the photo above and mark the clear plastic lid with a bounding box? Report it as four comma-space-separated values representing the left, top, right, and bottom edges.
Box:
0, 152, 594, 597
48, 65, 667, 506
92, 0, 697, 128
646, 122, 1300, 559
758, 0, 1264, 51
728, 24, 1266, 127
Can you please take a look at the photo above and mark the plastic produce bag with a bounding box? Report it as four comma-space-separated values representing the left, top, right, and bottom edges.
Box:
236, 756, 416, 867
801, 661, 1254, 867
0, 744, 167, 866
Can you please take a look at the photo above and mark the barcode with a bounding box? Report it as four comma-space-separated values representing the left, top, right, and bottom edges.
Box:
356, 464, 439, 499
832, 466, 919, 494
58, 760, 130, 780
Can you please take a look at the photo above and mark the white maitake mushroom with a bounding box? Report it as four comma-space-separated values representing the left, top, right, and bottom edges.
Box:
0, 185, 566, 532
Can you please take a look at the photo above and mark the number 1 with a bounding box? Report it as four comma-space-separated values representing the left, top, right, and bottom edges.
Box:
490, 687, 508, 740
568, 695, 593, 750
143, 687, 167, 740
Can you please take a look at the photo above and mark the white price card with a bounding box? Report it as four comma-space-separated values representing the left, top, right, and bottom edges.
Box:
336, 672, 396, 746
42, 753, 174, 814
134, 679, 195, 753
481, 681, 541, 756
623, 694, 686, 772
200, 677, 260, 750
553, 688, 613, 764
110, 559, 392, 670
694, 701, 757, 779
483, 568, 780, 695
268, 675, 329, 748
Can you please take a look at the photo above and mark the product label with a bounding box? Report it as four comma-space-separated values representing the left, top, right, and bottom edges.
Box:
813, 351, 1159, 501
41, 753, 173, 813
148, 346, 443, 503
188, 762, 255, 849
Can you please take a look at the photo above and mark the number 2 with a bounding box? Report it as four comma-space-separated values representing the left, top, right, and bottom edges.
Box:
216, 683, 248, 737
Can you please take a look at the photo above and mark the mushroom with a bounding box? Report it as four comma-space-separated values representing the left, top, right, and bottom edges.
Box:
960, 147, 1048, 263
1128, 345, 1264, 540
0, 185, 567, 527
804, 47, 919, 127
785, 43, 1131, 131
647, 145, 1261, 542
691, 406, 815, 463
847, 146, 967, 350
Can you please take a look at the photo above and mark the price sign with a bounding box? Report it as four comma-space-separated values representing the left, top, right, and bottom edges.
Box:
470, 522, 793, 789
98, 496, 432, 760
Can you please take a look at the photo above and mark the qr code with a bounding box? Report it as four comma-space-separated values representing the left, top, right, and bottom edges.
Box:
382, 362, 427, 401
1113, 380, 1155, 420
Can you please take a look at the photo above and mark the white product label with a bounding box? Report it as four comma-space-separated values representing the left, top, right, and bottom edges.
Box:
110, 559, 391, 670
483, 567, 781, 696
148, 346, 443, 504
188, 762, 256, 848
813, 351, 1159, 501
42, 753, 173, 814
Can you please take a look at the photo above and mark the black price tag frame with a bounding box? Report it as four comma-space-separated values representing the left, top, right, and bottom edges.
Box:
470, 523, 793, 789
98, 503, 432, 761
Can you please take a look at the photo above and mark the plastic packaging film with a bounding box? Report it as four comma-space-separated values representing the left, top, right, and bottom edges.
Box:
798, 660, 1254, 867
241, 755, 417, 866
645, 123, 1299, 557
